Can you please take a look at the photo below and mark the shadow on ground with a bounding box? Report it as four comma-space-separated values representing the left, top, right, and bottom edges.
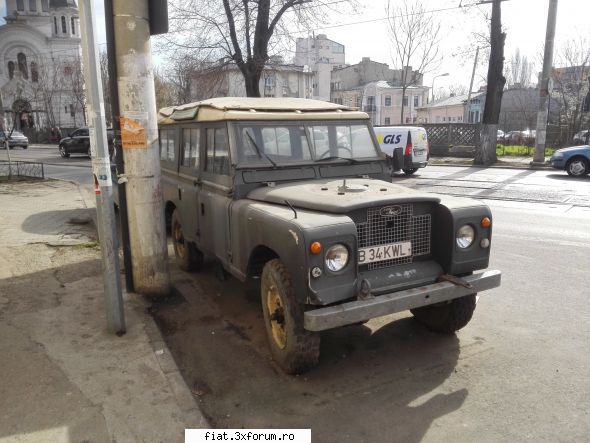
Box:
150, 260, 468, 442
20, 209, 93, 236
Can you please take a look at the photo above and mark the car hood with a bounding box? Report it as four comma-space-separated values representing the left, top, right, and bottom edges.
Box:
247, 178, 440, 213
555, 145, 590, 154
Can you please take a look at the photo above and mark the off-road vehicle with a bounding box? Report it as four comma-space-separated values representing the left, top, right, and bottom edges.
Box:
158, 97, 501, 374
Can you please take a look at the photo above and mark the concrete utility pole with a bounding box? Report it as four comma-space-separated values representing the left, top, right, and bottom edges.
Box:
78, 0, 125, 334
112, 0, 170, 295
533, 0, 558, 165
465, 47, 481, 123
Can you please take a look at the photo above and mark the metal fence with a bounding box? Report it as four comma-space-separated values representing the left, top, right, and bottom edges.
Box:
375, 123, 481, 156
0, 161, 45, 179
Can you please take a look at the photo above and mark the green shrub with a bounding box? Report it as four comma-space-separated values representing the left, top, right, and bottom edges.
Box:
496, 145, 555, 157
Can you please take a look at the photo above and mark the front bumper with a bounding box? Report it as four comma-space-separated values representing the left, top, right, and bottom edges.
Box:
304, 270, 501, 331
549, 157, 565, 169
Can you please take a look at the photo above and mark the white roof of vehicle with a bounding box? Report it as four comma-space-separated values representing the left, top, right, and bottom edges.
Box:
158, 97, 369, 123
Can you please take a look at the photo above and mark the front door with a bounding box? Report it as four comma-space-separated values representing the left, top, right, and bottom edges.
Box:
198, 124, 232, 264
177, 127, 201, 244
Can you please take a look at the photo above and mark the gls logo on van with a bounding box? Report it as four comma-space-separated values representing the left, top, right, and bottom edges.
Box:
383, 134, 402, 144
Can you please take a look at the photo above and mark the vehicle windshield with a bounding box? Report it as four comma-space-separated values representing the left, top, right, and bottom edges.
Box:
236, 122, 380, 167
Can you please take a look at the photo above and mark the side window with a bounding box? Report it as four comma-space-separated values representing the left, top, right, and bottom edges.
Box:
205, 127, 229, 176
159, 129, 176, 162
181, 128, 199, 168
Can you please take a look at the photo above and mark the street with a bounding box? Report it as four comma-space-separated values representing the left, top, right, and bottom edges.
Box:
8, 147, 590, 441
2, 145, 94, 185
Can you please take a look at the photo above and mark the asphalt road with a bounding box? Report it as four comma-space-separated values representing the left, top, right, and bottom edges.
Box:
2, 144, 94, 185
7, 147, 590, 441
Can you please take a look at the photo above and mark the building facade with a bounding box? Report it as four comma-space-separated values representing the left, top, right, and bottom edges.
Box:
189, 62, 314, 102
294, 34, 345, 101
0, 0, 83, 132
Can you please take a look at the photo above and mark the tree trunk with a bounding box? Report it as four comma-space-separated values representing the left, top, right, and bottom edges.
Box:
400, 86, 406, 124
474, 0, 506, 166
244, 70, 261, 97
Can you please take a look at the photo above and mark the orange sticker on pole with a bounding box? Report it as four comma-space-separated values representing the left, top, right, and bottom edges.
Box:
120, 116, 147, 149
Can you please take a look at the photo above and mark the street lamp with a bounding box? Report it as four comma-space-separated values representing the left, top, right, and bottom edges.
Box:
431, 73, 449, 103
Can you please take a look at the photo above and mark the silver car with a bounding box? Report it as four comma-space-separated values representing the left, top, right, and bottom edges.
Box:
0, 130, 29, 149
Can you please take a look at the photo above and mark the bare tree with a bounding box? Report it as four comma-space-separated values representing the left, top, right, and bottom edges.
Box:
386, 0, 441, 124
552, 37, 590, 142
159, 0, 356, 97
474, 0, 505, 166
505, 49, 533, 88
65, 56, 86, 127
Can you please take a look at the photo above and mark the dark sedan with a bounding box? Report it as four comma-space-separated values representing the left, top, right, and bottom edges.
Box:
0, 130, 29, 149
59, 127, 115, 159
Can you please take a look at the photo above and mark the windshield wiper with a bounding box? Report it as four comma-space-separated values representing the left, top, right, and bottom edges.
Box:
315, 156, 359, 164
245, 130, 277, 167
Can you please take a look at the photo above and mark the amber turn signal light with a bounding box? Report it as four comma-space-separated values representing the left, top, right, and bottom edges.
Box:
481, 217, 491, 228
310, 242, 322, 254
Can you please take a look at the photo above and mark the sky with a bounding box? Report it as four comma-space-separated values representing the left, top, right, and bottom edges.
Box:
2, 0, 589, 94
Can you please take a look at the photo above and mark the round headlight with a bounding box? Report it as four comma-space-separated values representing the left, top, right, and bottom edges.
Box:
456, 225, 475, 249
325, 244, 349, 272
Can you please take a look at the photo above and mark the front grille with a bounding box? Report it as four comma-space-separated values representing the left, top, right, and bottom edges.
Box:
356, 204, 431, 270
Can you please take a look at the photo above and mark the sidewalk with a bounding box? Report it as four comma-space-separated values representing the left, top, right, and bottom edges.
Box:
0, 179, 207, 442
430, 155, 551, 169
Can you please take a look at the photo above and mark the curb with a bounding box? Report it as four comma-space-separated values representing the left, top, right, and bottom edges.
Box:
140, 294, 210, 429
429, 160, 552, 170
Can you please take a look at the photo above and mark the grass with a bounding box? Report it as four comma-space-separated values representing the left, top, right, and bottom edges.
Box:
496, 145, 555, 157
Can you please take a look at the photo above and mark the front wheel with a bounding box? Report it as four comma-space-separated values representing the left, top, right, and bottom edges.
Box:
171, 209, 203, 272
403, 168, 418, 175
566, 157, 588, 177
261, 259, 320, 374
411, 294, 476, 334
59, 145, 70, 158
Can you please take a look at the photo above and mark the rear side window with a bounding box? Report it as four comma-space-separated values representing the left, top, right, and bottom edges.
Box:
182, 128, 200, 168
205, 127, 229, 175
159, 128, 176, 162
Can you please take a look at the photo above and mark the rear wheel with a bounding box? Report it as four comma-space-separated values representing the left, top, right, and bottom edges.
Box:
261, 259, 320, 374
403, 168, 418, 175
171, 209, 203, 272
566, 157, 588, 177
59, 145, 70, 158
411, 294, 477, 334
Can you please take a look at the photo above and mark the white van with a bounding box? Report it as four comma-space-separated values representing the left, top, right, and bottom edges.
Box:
373, 126, 429, 175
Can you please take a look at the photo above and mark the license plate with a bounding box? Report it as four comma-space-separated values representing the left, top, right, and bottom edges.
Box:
358, 241, 412, 265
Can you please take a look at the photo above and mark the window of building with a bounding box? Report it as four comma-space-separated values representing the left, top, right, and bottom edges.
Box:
8, 61, 15, 80
29, 0, 37, 12
384, 96, 391, 107
16, 0, 24, 11
205, 127, 229, 175
71, 17, 76, 35
64, 65, 72, 76
54, 16, 58, 34
414, 96, 419, 107
384, 117, 391, 125
182, 128, 200, 168
403, 96, 408, 106
69, 104, 75, 117
17, 53, 28, 79
31, 62, 38, 82
61, 16, 67, 34
41, 0, 49, 12
64, 105, 68, 113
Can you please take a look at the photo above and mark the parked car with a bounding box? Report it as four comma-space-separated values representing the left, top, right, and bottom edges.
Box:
497, 129, 505, 141
59, 127, 115, 158
373, 126, 429, 175
0, 130, 29, 149
158, 97, 501, 374
549, 145, 590, 177
573, 129, 589, 145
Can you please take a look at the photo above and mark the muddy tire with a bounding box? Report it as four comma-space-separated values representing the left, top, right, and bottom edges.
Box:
171, 209, 203, 272
411, 294, 477, 334
261, 259, 320, 374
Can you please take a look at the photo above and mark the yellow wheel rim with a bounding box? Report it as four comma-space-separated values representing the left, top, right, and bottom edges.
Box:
266, 284, 287, 349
